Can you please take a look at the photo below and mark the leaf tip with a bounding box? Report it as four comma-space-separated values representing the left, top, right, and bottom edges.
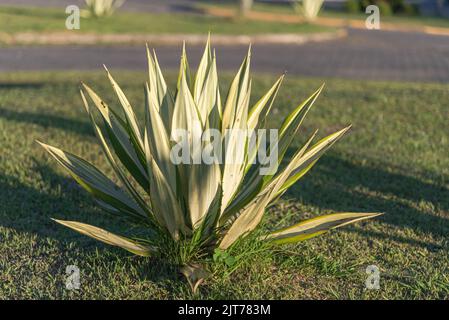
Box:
35, 139, 48, 149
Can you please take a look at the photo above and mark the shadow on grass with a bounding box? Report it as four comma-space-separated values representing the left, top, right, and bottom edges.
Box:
0, 161, 108, 240
285, 154, 449, 248
0, 161, 180, 290
170, 3, 206, 14
0, 83, 46, 89
0, 108, 93, 137
0, 136, 447, 290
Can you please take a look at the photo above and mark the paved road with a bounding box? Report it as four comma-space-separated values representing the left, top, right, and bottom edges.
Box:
1, 29, 449, 82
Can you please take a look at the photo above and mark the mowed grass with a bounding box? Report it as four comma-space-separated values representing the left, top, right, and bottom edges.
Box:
0, 6, 330, 35
0, 70, 448, 299
198, 1, 449, 29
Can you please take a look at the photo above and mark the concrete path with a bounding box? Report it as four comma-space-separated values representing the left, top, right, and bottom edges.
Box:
1, 29, 448, 82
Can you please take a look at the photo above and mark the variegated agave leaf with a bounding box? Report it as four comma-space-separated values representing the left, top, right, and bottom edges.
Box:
266, 212, 383, 244
53, 219, 155, 256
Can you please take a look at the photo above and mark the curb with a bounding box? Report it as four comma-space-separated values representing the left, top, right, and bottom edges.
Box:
0, 30, 347, 46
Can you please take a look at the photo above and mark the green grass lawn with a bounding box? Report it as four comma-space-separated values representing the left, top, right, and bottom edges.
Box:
0, 6, 330, 35
0, 71, 447, 299
321, 11, 449, 29
198, 1, 449, 29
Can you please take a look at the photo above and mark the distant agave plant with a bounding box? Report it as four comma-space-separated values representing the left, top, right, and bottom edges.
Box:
39, 37, 380, 290
294, 0, 324, 21
83, 0, 125, 18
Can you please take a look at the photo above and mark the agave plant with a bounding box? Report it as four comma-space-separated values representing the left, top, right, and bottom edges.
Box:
38, 38, 380, 290
83, 0, 125, 18
293, 0, 324, 21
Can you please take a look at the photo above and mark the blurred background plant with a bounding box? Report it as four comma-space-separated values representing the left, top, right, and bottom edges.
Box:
346, 0, 418, 15
293, 0, 325, 21
82, 0, 126, 18
345, 0, 362, 13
